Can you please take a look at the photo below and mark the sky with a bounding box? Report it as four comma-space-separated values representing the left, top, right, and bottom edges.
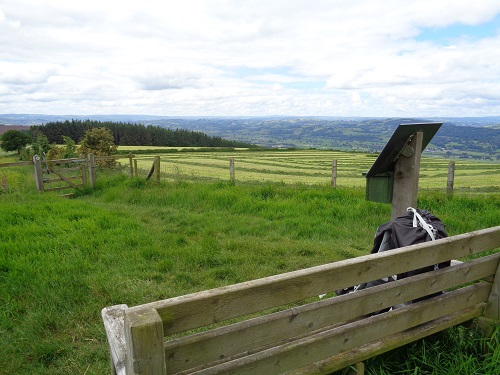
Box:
1, 0, 500, 117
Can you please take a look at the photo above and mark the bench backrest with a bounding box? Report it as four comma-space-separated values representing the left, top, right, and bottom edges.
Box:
103, 226, 500, 375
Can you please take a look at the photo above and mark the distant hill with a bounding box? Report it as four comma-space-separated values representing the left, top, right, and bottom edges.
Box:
1, 114, 499, 160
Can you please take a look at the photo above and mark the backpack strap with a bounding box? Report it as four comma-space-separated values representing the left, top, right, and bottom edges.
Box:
407, 207, 436, 241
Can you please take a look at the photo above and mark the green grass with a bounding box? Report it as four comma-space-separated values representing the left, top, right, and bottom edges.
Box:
345, 324, 500, 375
0, 151, 499, 374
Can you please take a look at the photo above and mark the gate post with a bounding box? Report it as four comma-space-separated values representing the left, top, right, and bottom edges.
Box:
88, 153, 96, 188
33, 155, 44, 192
80, 163, 87, 187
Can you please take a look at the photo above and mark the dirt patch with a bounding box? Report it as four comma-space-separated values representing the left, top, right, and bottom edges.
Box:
0, 125, 30, 135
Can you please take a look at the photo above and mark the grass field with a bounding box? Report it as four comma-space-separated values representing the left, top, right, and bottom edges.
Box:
0, 149, 499, 374
114, 148, 500, 191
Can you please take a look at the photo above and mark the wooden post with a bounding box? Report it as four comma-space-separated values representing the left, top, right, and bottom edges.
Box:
33, 155, 44, 192
88, 153, 96, 188
129, 153, 134, 178
134, 159, 138, 178
154, 156, 160, 183
391, 132, 423, 220
124, 308, 166, 374
102, 304, 128, 375
1, 176, 7, 190
80, 162, 87, 187
331, 159, 337, 187
446, 161, 455, 195
229, 157, 235, 183
483, 260, 500, 321
347, 362, 365, 375
475, 260, 500, 340
78, 154, 87, 187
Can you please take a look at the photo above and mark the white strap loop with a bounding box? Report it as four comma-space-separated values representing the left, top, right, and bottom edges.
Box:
407, 207, 436, 241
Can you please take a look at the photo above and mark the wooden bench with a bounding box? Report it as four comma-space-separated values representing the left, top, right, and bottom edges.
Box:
102, 226, 500, 375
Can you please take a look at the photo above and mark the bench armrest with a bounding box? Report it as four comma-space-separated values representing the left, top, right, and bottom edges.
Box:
102, 304, 128, 375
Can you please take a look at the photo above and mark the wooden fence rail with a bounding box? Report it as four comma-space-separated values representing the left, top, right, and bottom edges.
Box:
0, 160, 33, 167
127, 155, 467, 193
0, 154, 484, 194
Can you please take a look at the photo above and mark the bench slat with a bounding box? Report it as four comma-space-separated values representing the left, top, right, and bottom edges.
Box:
164, 253, 500, 374
128, 226, 500, 336
287, 303, 487, 375
183, 282, 490, 375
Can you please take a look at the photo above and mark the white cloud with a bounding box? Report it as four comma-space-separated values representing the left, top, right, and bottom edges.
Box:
0, 0, 499, 116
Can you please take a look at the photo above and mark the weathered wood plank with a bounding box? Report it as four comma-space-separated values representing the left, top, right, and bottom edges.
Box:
0, 160, 33, 167
45, 184, 84, 192
125, 308, 166, 375
45, 175, 84, 184
164, 254, 500, 374
185, 283, 490, 375
128, 226, 500, 335
46, 158, 86, 164
287, 303, 486, 375
56, 166, 82, 172
102, 304, 128, 375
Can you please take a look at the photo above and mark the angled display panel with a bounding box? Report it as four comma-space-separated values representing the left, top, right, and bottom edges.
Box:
365, 122, 442, 177
365, 122, 442, 203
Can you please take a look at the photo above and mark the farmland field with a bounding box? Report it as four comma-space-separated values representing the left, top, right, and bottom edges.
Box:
117, 148, 500, 192
0, 148, 499, 374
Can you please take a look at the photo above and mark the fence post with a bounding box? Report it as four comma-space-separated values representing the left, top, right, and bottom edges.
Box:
229, 157, 235, 183
129, 153, 134, 178
88, 153, 96, 188
391, 132, 423, 220
331, 159, 337, 187
446, 161, 455, 195
154, 156, 160, 183
33, 155, 44, 192
2, 176, 8, 190
134, 159, 138, 178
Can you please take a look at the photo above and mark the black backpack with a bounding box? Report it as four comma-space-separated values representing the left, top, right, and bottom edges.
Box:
337, 208, 449, 309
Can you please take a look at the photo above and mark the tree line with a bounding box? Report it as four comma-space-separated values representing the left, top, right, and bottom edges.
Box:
31, 119, 257, 148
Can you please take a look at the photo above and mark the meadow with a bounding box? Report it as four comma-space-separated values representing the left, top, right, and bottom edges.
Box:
0, 148, 499, 374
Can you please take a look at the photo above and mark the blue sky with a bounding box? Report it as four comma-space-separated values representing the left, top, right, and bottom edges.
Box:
416, 14, 500, 44
1, 0, 500, 117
